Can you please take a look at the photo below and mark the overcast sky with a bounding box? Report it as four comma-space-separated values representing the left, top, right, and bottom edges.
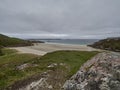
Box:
0, 0, 120, 39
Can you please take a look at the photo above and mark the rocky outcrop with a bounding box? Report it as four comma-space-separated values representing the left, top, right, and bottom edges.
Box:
16, 63, 38, 71
63, 52, 120, 90
89, 37, 120, 52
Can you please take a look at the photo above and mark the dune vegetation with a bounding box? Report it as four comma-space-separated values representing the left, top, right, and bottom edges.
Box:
0, 48, 39, 89
0, 48, 98, 89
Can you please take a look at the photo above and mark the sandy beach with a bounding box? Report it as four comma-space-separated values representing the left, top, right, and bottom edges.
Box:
10, 43, 99, 55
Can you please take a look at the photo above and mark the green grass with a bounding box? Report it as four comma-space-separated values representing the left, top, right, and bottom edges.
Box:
38, 51, 98, 77
1, 48, 17, 55
0, 34, 32, 47
0, 49, 99, 89
0, 49, 39, 89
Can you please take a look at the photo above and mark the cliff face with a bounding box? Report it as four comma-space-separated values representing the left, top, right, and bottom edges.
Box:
63, 52, 120, 90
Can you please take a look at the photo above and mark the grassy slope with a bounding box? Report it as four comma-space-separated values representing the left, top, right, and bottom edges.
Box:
0, 49, 39, 89
39, 51, 98, 77
0, 49, 98, 89
0, 34, 32, 47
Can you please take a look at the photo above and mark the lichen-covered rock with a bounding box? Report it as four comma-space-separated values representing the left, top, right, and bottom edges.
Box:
16, 63, 38, 70
63, 52, 120, 90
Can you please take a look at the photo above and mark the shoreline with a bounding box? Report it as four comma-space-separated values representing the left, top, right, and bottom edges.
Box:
9, 43, 100, 56
44, 42, 88, 46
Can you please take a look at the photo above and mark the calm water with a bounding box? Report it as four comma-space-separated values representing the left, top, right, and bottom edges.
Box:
39, 39, 99, 45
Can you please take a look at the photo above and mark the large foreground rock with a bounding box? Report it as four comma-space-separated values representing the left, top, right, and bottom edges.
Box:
63, 52, 120, 90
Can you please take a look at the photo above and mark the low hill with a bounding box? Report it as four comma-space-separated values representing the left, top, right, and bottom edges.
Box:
89, 37, 120, 52
0, 34, 33, 47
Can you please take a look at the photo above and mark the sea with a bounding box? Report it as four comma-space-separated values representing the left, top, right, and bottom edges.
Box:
38, 39, 99, 45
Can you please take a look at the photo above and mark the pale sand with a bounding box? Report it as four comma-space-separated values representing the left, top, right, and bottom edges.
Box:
9, 43, 100, 55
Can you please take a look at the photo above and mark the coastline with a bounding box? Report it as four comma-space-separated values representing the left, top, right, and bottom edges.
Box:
9, 43, 100, 56
39, 39, 99, 45
44, 42, 88, 46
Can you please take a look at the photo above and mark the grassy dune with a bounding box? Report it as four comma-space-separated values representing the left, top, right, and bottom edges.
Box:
0, 49, 98, 89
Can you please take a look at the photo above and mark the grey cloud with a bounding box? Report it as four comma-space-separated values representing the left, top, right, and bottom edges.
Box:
0, 0, 120, 39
